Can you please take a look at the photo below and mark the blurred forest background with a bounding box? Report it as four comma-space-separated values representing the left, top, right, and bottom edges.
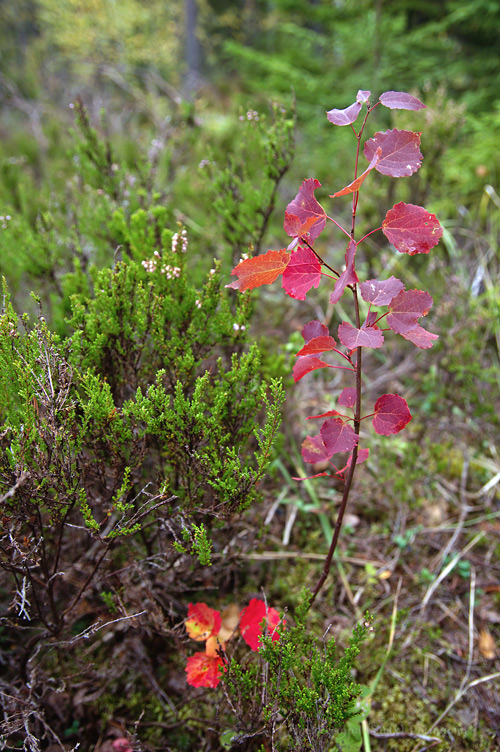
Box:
1, 1, 500, 750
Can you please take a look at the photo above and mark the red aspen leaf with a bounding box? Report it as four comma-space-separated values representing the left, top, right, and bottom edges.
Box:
306, 409, 342, 420
330, 148, 381, 198
282, 245, 322, 300
302, 433, 331, 463
239, 598, 282, 651
185, 653, 225, 688
283, 213, 318, 250
356, 90, 371, 104
364, 129, 423, 177
360, 276, 405, 306
372, 394, 412, 435
302, 319, 329, 343
285, 178, 326, 243
326, 100, 362, 126
186, 602, 221, 642
320, 417, 358, 456
227, 249, 290, 291
296, 335, 337, 357
387, 289, 433, 334
348, 447, 369, 466
330, 240, 359, 304
292, 471, 331, 481
338, 321, 384, 349
400, 325, 439, 349
382, 202, 443, 255
293, 355, 333, 382
366, 311, 378, 327
379, 91, 426, 111
338, 387, 357, 408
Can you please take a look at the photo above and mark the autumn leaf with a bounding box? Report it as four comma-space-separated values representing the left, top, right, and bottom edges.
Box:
387, 289, 433, 334
282, 245, 322, 300
226, 249, 290, 291
326, 100, 362, 127
479, 628, 496, 660
185, 602, 221, 642
239, 598, 283, 651
296, 335, 337, 357
401, 324, 439, 349
382, 202, 443, 255
301, 433, 331, 464
293, 355, 334, 383
321, 418, 359, 455
302, 319, 330, 343
283, 213, 318, 249
185, 652, 225, 688
338, 321, 384, 349
372, 394, 412, 435
285, 178, 326, 243
359, 276, 405, 306
364, 129, 423, 178
330, 240, 359, 304
379, 91, 426, 111
338, 387, 357, 408
330, 148, 381, 198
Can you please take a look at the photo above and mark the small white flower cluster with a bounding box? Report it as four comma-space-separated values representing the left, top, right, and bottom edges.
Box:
161, 265, 181, 279
194, 299, 202, 309
142, 259, 157, 273
237, 253, 250, 264
0, 214, 12, 229
239, 110, 259, 122
233, 323, 246, 332
199, 159, 211, 169
172, 229, 188, 253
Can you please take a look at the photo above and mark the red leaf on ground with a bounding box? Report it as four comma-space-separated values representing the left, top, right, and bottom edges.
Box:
330, 240, 359, 304
186, 653, 225, 688
302, 319, 329, 343
401, 325, 439, 349
185, 603, 222, 642
296, 335, 337, 357
240, 599, 282, 651
379, 91, 426, 111
372, 394, 412, 435
285, 178, 326, 243
338, 387, 357, 408
227, 249, 290, 291
382, 202, 443, 255
387, 289, 433, 333
302, 433, 331, 463
293, 355, 333, 382
338, 321, 384, 349
326, 100, 362, 126
282, 245, 322, 300
330, 148, 381, 197
359, 276, 405, 306
320, 417, 358, 455
364, 129, 422, 177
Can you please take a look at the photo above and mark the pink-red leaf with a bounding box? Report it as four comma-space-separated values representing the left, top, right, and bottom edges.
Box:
387, 289, 433, 334
293, 355, 332, 382
283, 214, 318, 249
338, 321, 384, 349
320, 418, 358, 456
356, 90, 371, 104
330, 240, 359, 304
239, 599, 282, 651
338, 387, 357, 408
372, 394, 412, 435
301, 433, 331, 463
296, 335, 337, 357
400, 325, 439, 349
302, 319, 329, 343
330, 148, 381, 198
227, 249, 290, 292
364, 129, 422, 177
285, 178, 326, 243
306, 409, 342, 420
186, 653, 225, 688
382, 202, 443, 255
379, 91, 426, 111
336, 447, 370, 476
327, 101, 362, 126
359, 276, 405, 306
282, 245, 322, 300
